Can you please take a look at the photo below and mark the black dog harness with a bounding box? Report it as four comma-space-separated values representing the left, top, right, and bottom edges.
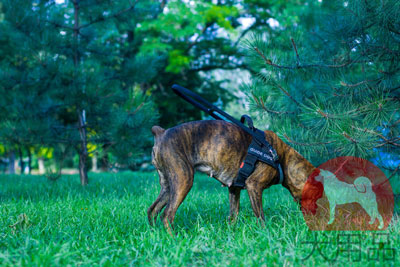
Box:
172, 84, 284, 188
234, 115, 284, 188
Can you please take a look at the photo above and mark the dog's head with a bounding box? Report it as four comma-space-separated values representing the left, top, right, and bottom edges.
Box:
314, 169, 336, 185
301, 168, 324, 215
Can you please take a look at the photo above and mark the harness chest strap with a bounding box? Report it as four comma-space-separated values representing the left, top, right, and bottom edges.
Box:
232, 129, 284, 188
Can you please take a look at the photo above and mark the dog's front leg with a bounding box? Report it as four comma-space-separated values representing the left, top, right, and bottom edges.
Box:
246, 183, 265, 223
228, 186, 241, 222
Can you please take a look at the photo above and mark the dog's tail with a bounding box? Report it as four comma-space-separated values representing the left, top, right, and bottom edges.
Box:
151, 125, 165, 142
353, 176, 373, 194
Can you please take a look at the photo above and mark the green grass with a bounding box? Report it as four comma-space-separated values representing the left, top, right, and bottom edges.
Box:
0, 172, 399, 266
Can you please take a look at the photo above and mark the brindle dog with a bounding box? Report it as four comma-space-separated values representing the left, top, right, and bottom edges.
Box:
148, 120, 319, 231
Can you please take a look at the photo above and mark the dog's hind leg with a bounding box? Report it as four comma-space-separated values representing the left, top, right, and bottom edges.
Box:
228, 187, 241, 222
147, 171, 170, 226
147, 189, 169, 226
161, 160, 194, 233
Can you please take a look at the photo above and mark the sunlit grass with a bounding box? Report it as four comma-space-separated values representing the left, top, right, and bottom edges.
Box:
0, 172, 399, 266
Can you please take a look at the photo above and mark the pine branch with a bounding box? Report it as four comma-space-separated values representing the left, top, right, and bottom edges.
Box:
387, 163, 400, 180
233, 20, 259, 47
351, 126, 400, 147
386, 24, 400, 35
252, 45, 355, 70
342, 131, 358, 144
389, 118, 400, 127
78, 1, 139, 30
274, 83, 301, 106
189, 64, 249, 72
374, 138, 400, 148
306, 98, 396, 120
44, 20, 74, 30
186, 23, 213, 52
283, 134, 334, 146
316, 109, 330, 118
290, 37, 300, 66
252, 94, 295, 115
339, 80, 369, 87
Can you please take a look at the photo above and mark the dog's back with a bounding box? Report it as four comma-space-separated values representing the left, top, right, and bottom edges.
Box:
151, 120, 251, 186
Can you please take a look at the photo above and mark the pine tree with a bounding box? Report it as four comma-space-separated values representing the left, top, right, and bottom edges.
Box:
0, 0, 58, 174
0, 0, 159, 184
244, 0, 399, 172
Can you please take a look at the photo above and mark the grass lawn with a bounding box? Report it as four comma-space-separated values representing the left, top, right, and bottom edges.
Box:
0, 172, 399, 266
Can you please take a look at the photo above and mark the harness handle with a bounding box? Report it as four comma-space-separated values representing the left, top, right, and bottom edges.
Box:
240, 115, 254, 131
172, 84, 275, 149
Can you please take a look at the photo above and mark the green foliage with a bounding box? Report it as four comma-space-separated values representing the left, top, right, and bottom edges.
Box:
0, 0, 159, 171
203, 5, 239, 29
1, 172, 398, 265
135, 0, 246, 127
0, 0, 314, 147
244, 0, 400, 166
166, 50, 192, 74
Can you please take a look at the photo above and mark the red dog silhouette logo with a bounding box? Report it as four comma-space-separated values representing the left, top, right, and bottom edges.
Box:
301, 157, 394, 230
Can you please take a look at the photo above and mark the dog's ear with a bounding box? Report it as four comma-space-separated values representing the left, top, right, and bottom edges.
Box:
151, 125, 165, 137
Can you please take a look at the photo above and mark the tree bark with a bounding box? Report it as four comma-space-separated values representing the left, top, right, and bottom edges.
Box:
73, 0, 88, 185
38, 157, 45, 175
8, 150, 15, 174
78, 111, 88, 185
27, 147, 32, 174
100, 144, 111, 172
18, 146, 24, 174
91, 153, 98, 172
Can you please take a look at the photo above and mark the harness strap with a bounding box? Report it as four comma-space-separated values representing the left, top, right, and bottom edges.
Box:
278, 164, 284, 184
171, 84, 285, 188
232, 121, 284, 188
240, 115, 254, 130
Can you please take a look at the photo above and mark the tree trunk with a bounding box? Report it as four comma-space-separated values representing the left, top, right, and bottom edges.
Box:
73, 0, 88, 186
91, 154, 98, 172
78, 150, 88, 185
38, 157, 45, 174
27, 147, 32, 174
78, 111, 88, 185
8, 151, 15, 174
100, 153, 109, 172
18, 146, 24, 174
100, 144, 110, 172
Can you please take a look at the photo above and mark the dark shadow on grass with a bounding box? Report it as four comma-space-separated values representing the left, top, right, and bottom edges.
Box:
150, 180, 300, 232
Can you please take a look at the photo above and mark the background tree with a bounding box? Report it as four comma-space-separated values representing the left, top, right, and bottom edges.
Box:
0, 0, 159, 184
2, 0, 397, 181
0, 0, 59, 174
136, 0, 241, 127
140, 0, 337, 127
244, 0, 399, 172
